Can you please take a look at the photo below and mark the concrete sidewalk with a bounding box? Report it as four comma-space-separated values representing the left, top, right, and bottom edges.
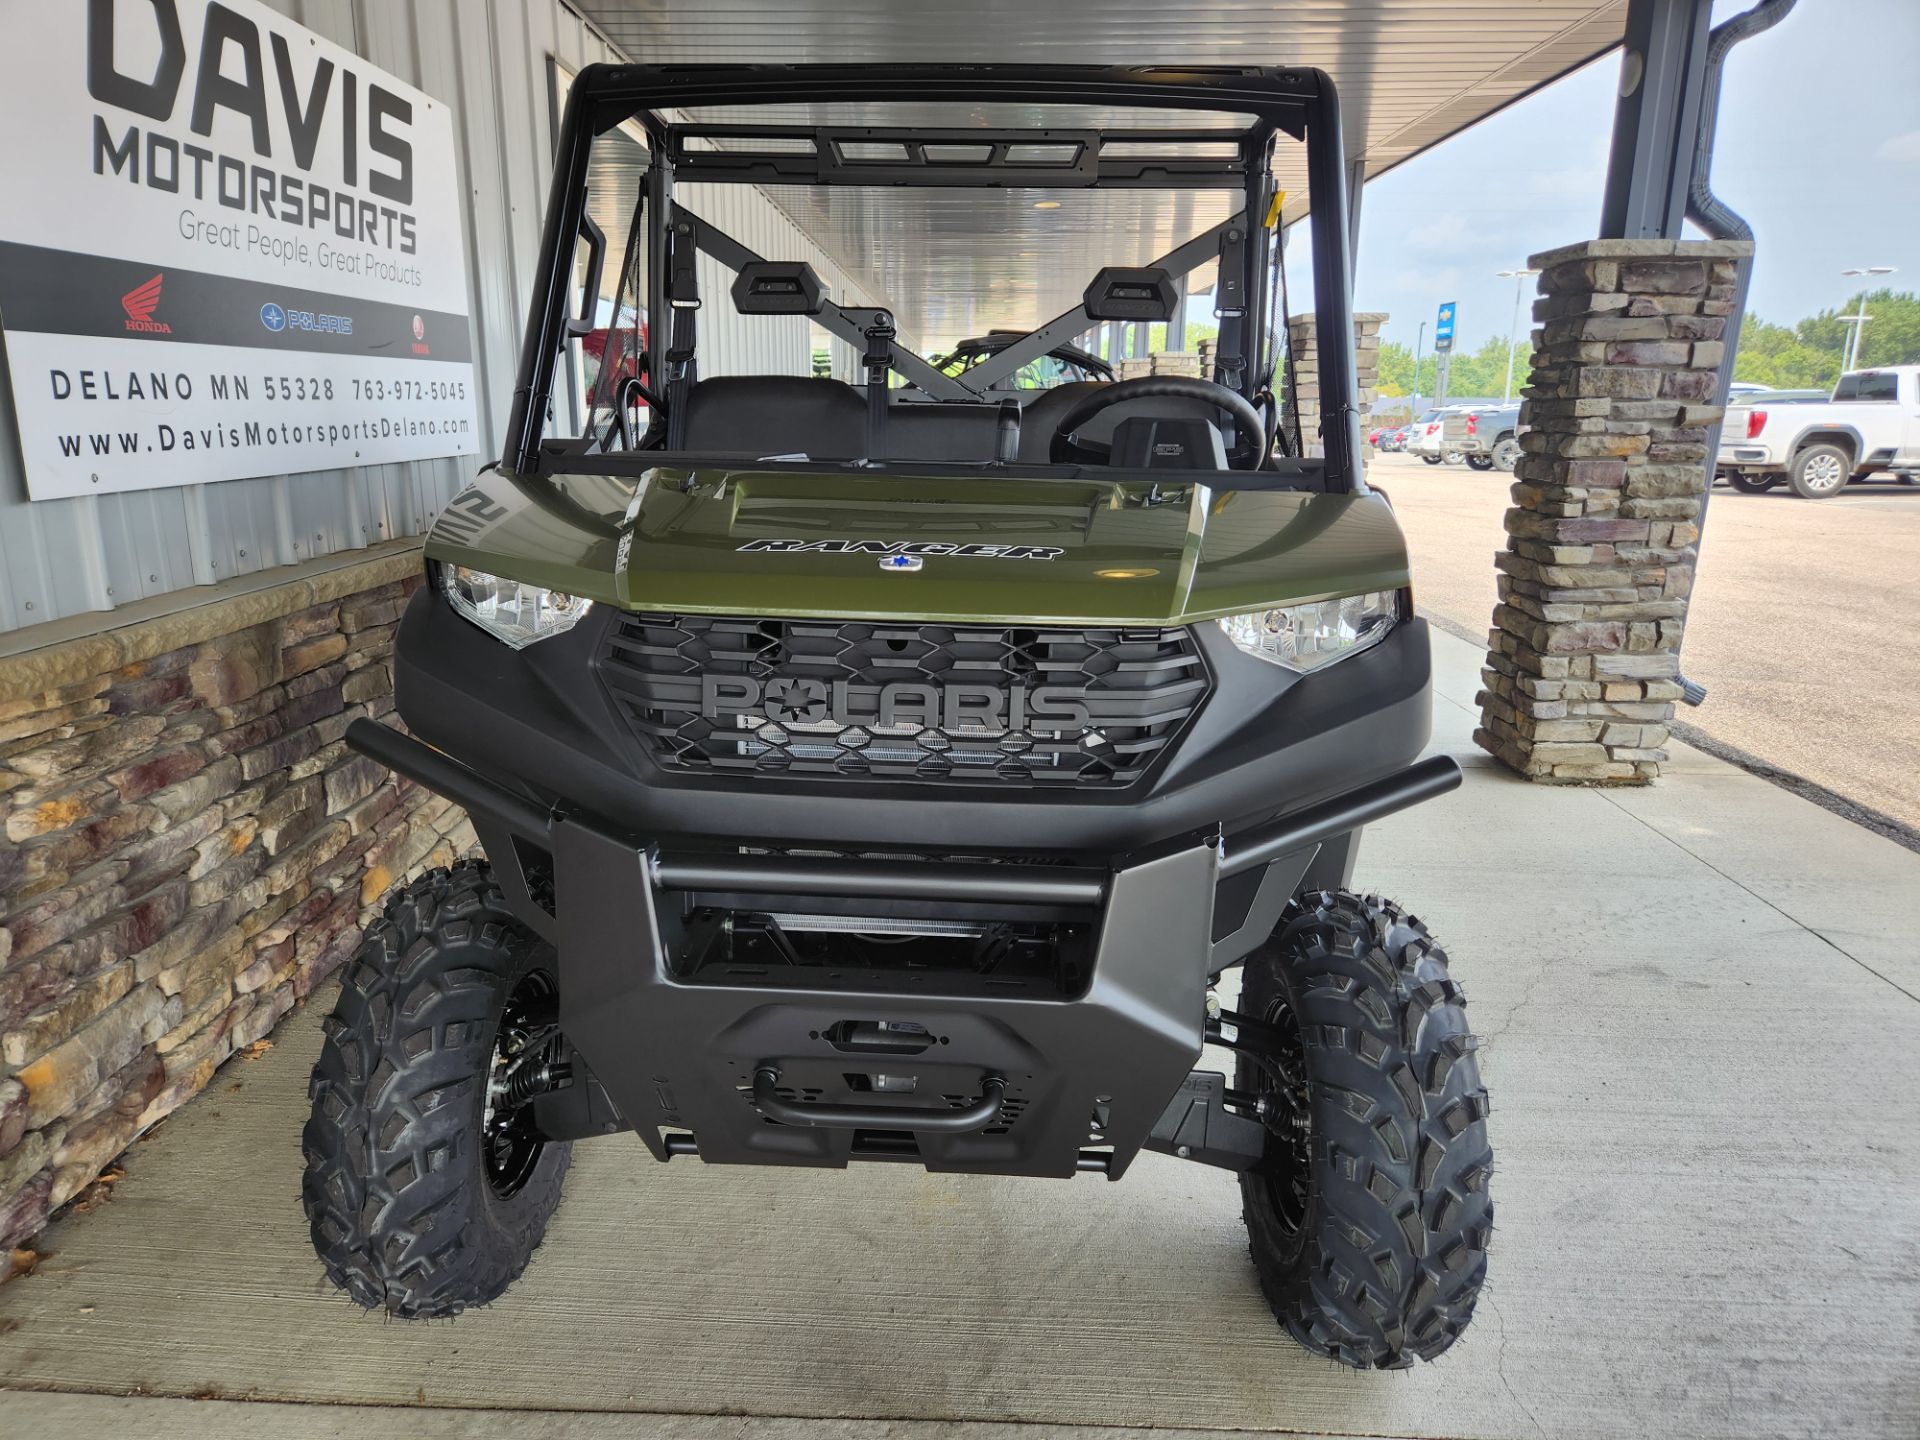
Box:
3, 629, 1916, 1440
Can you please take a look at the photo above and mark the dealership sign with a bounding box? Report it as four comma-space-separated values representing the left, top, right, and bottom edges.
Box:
0, 0, 479, 500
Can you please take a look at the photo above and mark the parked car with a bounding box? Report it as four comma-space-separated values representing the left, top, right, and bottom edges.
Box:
1718, 367, 1920, 498
1407, 408, 1466, 465
1441, 403, 1522, 473
1708, 390, 1821, 487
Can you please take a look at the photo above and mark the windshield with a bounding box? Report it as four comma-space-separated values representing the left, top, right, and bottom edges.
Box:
569, 93, 1306, 397
504, 67, 1372, 490
565, 117, 1299, 459
663, 100, 1262, 354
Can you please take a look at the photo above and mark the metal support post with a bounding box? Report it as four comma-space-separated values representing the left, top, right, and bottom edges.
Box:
1346, 155, 1367, 279
1599, 0, 1714, 239
1411, 320, 1426, 416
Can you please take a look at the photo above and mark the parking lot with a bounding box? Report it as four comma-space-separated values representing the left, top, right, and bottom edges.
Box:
1373, 450, 1920, 837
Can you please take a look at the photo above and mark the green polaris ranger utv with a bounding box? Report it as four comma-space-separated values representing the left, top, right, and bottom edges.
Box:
306, 62, 1491, 1369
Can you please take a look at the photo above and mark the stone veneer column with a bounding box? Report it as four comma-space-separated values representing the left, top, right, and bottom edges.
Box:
1281, 312, 1386, 457
0, 550, 475, 1269
1352, 312, 1385, 435
1476, 239, 1752, 784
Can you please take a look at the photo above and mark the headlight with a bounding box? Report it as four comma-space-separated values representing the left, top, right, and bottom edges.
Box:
438, 564, 592, 648
1217, 590, 1399, 673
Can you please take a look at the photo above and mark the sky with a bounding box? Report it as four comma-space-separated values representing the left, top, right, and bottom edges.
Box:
1335, 0, 1920, 360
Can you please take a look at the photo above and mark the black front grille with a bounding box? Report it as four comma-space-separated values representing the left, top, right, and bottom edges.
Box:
599, 614, 1208, 787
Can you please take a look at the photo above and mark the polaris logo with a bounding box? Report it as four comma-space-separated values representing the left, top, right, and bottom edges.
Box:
738, 539, 1063, 561
701, 676, 1091, 731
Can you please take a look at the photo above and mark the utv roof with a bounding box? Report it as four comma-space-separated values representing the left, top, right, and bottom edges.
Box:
568, 63, 1321, 198
575, 62, 1323, 136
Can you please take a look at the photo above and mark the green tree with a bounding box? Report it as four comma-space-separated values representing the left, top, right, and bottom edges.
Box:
1377, 290, 1920, 409
1376, 336, 1519, 403
1439, 334, 1524, 399
1793, 288, 1920, 373
1377, 340, 1439, 398
1731, 314, 1836, 390
1729, 289, 1920, 390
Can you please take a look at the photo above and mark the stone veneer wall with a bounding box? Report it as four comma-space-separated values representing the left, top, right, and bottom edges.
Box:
1476, 238, 1752, 783
1282, 312, 1386, 458
0, 547, 473, 1266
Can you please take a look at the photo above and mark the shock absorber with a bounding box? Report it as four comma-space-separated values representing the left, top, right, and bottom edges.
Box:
499, 1044, 572, 1110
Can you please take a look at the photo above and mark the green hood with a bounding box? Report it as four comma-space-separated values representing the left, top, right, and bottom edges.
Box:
424, 466, 1409, 626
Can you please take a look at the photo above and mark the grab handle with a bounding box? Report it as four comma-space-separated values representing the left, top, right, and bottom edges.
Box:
752, 1067, 1005, 1134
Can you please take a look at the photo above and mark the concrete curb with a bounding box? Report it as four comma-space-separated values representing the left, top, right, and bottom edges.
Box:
0, 1391, 1381, 1440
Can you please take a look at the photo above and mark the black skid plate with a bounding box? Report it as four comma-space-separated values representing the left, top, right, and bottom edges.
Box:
549, 813, 1226, 1178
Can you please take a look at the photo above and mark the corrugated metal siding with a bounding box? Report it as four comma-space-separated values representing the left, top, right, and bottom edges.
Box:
0, 0, 854, 637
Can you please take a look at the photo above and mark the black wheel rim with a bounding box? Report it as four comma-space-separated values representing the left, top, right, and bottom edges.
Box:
483, 969, 558, 1199
1249, 993, 1314, 1243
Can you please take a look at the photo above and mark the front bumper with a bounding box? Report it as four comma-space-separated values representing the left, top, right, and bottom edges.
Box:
349, 718, 1458, 1179
551, 808, 1228, 1178
367, 585, 1449, 1178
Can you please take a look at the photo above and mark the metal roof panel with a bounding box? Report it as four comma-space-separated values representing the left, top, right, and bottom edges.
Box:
571, 1, 1627, 344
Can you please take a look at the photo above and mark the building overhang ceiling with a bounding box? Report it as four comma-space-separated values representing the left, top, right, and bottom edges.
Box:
571, 1, 1631, 346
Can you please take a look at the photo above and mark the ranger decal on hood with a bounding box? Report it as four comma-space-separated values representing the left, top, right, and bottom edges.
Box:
737, 539, 1063, 560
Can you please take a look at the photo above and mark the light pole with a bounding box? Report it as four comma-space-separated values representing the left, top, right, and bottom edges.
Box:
1411, 319, 1426, 417
1838, 266, 1896, 373
1496, 268, 1540, 403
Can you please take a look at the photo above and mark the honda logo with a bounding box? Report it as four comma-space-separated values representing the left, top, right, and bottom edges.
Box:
121, 274, 171, 333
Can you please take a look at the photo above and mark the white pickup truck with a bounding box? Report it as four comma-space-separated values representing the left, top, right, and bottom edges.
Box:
1409, 406, 1469, 465
1718, 366, 1920, 499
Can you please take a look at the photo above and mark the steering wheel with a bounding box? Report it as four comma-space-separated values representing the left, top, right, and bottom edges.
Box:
1049, 376, 1269, 470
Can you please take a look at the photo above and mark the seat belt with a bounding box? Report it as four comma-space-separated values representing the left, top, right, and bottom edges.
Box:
861, 309, 895, 461
1213, 221, 1250, 396
664, 217, 701, 451
994, 398, 1021, 465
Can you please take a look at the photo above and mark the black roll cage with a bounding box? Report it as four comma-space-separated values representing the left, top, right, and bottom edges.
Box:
503, 64, 1365, 494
